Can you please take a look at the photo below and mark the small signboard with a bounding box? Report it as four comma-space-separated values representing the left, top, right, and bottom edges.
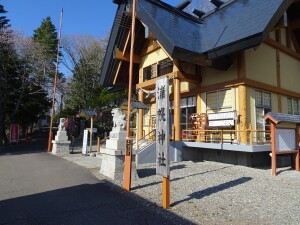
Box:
209, 120, 234, 127
208, 111, 237, 127
208, 111, 237, 120
156, 76, 170, 177
276, 128, 296, 151
10, 124, 19, 144
82, 129, 88, 155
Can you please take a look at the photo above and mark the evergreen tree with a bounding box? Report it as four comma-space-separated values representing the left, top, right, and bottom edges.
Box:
0, 4, 14, 144
33, 16, 58, 62
0, 6, 52, 145
32, 16, 59, 85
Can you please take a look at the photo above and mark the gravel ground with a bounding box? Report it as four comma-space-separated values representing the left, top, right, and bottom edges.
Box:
92, 161, 300, 225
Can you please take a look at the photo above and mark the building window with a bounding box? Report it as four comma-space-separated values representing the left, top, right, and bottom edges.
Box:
255, 90, 271, 131
287, 97, 299, 115
158, 58, 173, 77
170, 96, 196, 134
206, 89, 232, 111
143, 63, 157, 81
143, 58, 173, 82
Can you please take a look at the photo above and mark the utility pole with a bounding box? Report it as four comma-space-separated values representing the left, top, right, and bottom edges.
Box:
123, 0, 137, 191
48, 8, 63, 152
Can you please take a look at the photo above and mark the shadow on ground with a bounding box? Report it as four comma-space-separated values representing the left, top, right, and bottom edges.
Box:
0, 138, 48, 156
0, 181, 195, 225
171, 177, 252, 206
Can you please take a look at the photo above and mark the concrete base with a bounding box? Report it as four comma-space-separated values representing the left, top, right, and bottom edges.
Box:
52, 141, 71, 156
105, 139, 126, 151
182, 147, 271, 167
99, 148, 138, 181
52, 130, 71, 156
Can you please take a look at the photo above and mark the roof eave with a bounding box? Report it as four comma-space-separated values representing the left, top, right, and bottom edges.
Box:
100, 3, 127, 86
135, 1, 175, 57
206, 33, 264, 60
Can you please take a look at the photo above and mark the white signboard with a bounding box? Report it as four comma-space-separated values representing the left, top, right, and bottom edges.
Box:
156, 76, 170, 177
208, 111, 237, 120
209, 120, 234, 127
276, 128, 296, 151
82, 129, 89, 155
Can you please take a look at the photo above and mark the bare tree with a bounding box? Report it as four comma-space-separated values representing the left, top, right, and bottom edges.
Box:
61, 34, 106, 110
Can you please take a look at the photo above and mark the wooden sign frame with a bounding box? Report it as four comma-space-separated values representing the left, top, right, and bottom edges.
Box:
270, 123, 299, 176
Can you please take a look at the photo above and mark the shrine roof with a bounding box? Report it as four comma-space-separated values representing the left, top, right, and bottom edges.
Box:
264, 112, 300, 124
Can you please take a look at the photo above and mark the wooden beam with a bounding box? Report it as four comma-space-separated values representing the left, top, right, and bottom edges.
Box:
189, 77, 300, 100
115, 47, 141, 64
244, 78, 300, 99
237, 51, 246, 79
113, 32, 131, 85
275, 29, 281, 43
174, 71, 201, 83
157, 41, 173, 61
136, 72, 174, 89
113, 61, 123, 85
123, 32, 131, 56
141, 40, 160, 56
265, 38, 300, 60
276, 49, 282, 112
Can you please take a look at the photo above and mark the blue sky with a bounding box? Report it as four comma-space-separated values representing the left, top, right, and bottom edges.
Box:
1, 0, 186, 38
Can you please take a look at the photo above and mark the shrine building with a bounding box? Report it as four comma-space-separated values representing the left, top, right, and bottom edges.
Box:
100, 0, 300, 167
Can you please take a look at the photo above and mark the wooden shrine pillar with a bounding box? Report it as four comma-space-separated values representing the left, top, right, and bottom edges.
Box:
237, 51, 247, 144
173, 59, 181, 141
138, 89, 144, 140
238, 85, 248, 144
295, 125, 300, 171
270, 121, 277, 176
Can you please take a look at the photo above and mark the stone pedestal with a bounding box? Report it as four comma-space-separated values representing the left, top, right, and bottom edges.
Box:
100, 131, 137, 181
52, 130, 71, 156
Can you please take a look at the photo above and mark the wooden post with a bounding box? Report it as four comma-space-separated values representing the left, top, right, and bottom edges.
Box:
89, 116, 93, 154
97, 136, 100, 153
238, 85, 247, 144
162, 177, 170, 209
172, 124, 175, 140
138, 89, 144, 140
295, 125, 299, 171
271, 122, 277, 176
249, 124, 253, 145
174, 77, 181, 141
173, 59, 181, 141
135, 110, 139, 169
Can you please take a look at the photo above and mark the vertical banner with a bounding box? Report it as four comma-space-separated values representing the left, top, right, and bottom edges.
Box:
10, 124, 19, 143
156, 76, 170, 177
82, 129, 89, 155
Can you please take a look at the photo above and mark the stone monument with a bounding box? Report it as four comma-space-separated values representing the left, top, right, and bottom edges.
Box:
52, 118, 71, 155
100, 108, 137, 180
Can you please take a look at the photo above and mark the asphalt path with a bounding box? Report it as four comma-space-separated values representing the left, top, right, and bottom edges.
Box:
0, 138, 192, 225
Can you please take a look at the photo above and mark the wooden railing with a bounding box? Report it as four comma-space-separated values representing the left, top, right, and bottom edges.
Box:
182, 129, 271, 145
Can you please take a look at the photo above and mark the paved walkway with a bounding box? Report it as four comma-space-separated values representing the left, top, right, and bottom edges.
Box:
0, 138, 192, 225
